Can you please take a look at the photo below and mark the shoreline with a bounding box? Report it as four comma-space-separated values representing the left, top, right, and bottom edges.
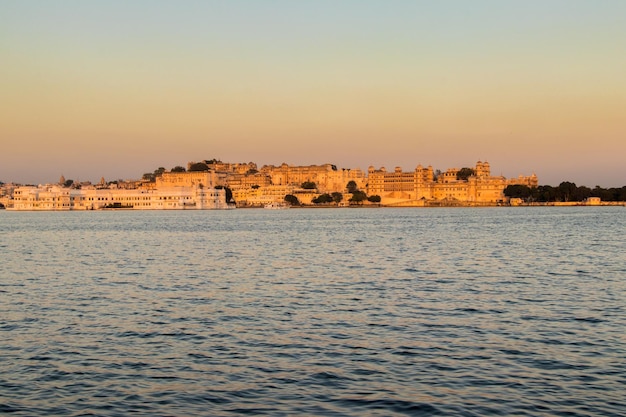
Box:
3, 201, 625, 212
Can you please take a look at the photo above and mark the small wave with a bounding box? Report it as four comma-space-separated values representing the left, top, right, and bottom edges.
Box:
520, 357, 590, 371
572, 316, 605, 323
302, 371, 352, 389
337, 398, 441, 416
115, 330, 158, 338
0, 403, 24, 413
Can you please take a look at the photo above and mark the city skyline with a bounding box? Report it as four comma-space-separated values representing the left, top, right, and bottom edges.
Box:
2, 1, 625, 187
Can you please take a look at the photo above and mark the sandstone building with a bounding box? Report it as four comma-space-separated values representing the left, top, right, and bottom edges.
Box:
5, 160, 538, 209
367, 161, 537, 206
196, 160, 536, 206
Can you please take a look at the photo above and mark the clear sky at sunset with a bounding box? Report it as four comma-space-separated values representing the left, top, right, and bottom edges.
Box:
1, 1, 625, 187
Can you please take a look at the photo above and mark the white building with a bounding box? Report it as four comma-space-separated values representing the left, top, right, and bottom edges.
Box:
9, 184, 229, 211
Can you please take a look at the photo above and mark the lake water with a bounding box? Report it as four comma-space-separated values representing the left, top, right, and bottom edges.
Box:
1, 207, 625, 416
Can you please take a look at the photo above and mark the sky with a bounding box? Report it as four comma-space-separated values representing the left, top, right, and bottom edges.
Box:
1, 0, 625, 187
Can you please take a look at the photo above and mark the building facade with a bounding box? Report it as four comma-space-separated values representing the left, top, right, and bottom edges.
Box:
367, 161, 537, 205
258, 163, 367, 193
5, 160, 539, 209
10, 171, 229, 211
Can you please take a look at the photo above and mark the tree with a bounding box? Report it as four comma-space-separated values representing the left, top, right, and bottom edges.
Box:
346, 180, 358, 193
189, 162, 209, 172
368, 195, 381, 203
592, 186, 617, 201
301, 181, 316, 190
284, 194, 300, 206
535, 185, 556, 202
154, 167, 166, 177
63, 179, 74, 188
331, 192, 343, 204
573, 186, 591, 202
142, 172, 155, 182
456, 167, 475, 181
349, 190, 368, 204
312, 193, 333, 204
557, 181, 577, 201
504, 185, 532, 199
171, 166, 186, 172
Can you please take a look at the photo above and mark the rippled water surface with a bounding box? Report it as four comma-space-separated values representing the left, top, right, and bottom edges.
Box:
1, 207, 625, 416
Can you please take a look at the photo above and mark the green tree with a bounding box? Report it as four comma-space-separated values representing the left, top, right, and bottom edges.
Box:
189, 162, 209, 172
301, 181, 316, 190
504, 185, 532, 199
573, 186, 591, 202
456, 167, 475, 181
331, 192, 343, 204
312, 193, 333, 204
346, 180, 358, 193
171, 166, 186, 172
284, 194, 300, 206
591, 186, 605, 199
349, 190, 368, 204
535, 185, 556, 202
592, 186, 614, 201
557, 181, 577, 201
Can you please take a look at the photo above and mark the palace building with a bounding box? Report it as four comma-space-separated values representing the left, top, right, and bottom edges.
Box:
367, 161, 537, 205
258, 163, 367, 193
5, 160, 538, 209
9, 171, 229, 211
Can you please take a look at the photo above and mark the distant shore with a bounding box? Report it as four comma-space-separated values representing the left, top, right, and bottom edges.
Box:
243, 201, 626, 209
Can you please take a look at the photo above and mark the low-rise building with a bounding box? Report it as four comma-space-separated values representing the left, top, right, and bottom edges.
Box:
9, 172, 229, 211
584, 197, 601, 205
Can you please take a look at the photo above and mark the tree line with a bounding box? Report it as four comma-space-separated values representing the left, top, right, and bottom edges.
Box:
285, 180, 381, 206
504, 182, 626, 202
